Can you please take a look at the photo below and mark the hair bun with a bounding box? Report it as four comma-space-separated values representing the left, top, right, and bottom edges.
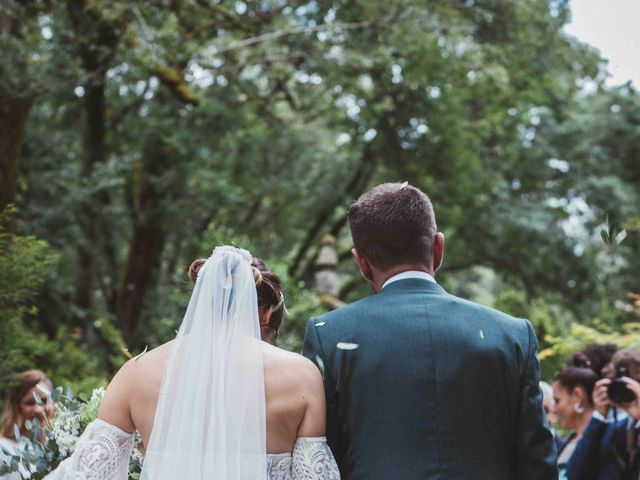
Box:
188, 258, 207, 283
252, 266, 263, 286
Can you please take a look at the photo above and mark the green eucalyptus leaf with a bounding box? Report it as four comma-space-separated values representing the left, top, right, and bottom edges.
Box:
51, 386, 63, 402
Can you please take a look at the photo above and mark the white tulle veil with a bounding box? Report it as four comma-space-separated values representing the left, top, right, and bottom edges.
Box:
141, 246, 267, 480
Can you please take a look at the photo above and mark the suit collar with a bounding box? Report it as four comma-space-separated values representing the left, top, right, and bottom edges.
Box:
381, 270, 436, 289
379, 277, 445, 294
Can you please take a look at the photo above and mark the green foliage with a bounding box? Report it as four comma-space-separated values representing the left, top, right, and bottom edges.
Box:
494, 290, 530, 320
1, 0, 639, 383
494, 289, 573, 348
0, 207, 55, 312
0, 208, 107, 405
539, 321, 640, 381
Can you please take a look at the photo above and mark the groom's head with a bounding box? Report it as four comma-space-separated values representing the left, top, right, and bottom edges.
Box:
348, 182, 444, 289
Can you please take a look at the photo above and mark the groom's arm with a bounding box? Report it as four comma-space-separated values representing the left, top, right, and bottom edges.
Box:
303, 318, 344, 470
515, 320, 558, 479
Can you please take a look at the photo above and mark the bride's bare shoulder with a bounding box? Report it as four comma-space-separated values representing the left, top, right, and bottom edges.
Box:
262, 343, 325, 437
262, 343, 323, 390
98, 340, 175, 431
129, 340, 175, 370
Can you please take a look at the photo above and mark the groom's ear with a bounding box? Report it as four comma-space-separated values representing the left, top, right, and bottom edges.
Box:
352, 248, 374, 284
432, 232, 445, 273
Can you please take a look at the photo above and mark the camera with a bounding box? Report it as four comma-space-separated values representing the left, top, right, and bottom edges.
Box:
607, 365, 636, 404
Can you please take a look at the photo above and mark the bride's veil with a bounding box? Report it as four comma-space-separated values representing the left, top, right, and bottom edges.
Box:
141, 246, 267, 480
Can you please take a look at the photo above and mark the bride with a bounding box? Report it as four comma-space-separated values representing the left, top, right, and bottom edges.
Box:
45, 246, 340, 479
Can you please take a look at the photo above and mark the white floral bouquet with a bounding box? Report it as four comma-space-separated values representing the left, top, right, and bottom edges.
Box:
0, 387, 142, 479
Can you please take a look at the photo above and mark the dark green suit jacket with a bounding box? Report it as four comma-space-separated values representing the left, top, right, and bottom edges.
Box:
303, 278, 557, 479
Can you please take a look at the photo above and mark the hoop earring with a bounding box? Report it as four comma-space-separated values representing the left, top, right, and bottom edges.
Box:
574, 403, 585, 414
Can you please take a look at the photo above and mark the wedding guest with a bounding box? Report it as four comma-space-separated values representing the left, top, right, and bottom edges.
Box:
566, 347, 640, 480
541, 380, 567, 455
552, 367, 597, 471
566, 343, 627, 422
541, 381, 558, 427
0, 370, 54, 479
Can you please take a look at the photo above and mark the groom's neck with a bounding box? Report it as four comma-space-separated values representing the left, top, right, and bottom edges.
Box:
371, 263, 434, 293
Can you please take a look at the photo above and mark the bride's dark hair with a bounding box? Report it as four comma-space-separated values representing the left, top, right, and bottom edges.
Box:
188, 255, 284, 334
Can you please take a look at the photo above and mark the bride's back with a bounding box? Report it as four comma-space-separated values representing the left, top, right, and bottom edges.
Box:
99, 339, 325, 455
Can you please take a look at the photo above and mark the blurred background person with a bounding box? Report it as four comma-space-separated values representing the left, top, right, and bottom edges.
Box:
541, 380, 565, 454
567, 343, 618, 379
567, 343, 625, 422
0, 370, 54, 479
541, 381, 559, 427
552, 367, 598, 471
566, 347, 640, 479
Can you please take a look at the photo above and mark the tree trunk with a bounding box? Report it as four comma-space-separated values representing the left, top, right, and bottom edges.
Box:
115, 136, 173, 344
0, 5, 37, 212
72, 79, 108, 317
67, 0, 121, 326
0, 91, 32, 211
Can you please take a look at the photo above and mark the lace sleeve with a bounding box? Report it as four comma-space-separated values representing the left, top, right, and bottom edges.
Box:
44, 419, 134, 480
291, 437, 340, 480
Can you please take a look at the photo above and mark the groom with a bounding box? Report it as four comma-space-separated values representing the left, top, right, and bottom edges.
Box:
303, 183, 557, 479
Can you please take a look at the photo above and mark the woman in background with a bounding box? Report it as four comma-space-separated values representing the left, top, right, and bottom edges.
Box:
0, 370, 55, 479
552, 367, 597, 472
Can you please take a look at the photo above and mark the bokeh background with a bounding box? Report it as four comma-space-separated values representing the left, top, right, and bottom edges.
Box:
1, 0, 638, 395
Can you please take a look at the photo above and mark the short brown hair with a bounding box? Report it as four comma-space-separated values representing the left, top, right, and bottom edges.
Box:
348, 183, 437, 269
606, 348, 640, 381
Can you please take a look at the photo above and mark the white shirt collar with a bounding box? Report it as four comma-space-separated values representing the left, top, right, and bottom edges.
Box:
381, 270, 436, 290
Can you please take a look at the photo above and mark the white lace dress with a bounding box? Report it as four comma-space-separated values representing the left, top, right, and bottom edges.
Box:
44, 420, 340, 480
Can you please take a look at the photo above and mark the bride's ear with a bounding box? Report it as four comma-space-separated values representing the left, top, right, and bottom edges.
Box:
259, 305, 274, 327
433, 232, 445, 273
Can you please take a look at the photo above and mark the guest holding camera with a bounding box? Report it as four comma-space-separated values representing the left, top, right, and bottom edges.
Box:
566, 347, 640, 480
552, 367, 598, 472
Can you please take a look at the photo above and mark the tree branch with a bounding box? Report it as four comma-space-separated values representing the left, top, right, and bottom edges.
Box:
212, 15, 394, 54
